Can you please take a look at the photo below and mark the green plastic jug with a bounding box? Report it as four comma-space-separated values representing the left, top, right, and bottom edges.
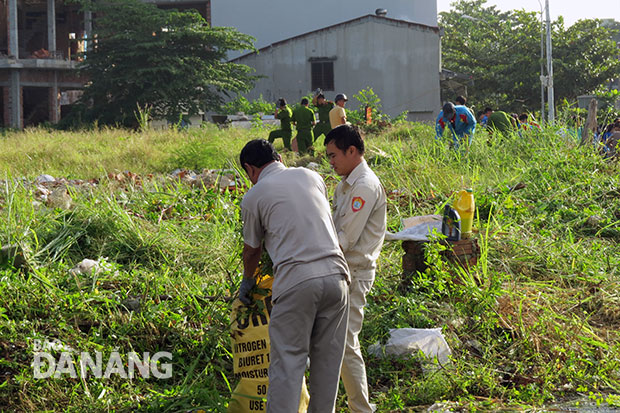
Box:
453, 188, 475, 238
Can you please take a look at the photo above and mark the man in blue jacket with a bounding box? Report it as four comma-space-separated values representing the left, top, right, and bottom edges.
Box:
435, 102, 476, 148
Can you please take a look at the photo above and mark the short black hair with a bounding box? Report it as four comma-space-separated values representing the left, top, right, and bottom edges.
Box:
239, 139, 279, 171
484, 107, 493, 114
324, 124, 365, 155
518, 113, 528, 122
455, 95, 467, 105
277, 98, 287, 107
301, 98, 309, 105
317, 93, 325, 100
442, 102, 455, 116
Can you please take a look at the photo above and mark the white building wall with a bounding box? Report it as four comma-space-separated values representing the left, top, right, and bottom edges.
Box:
212, 0, 437, 59
235, 17, 440, 121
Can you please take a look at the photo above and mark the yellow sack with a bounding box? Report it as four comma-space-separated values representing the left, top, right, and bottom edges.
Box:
228, 275, 309, 413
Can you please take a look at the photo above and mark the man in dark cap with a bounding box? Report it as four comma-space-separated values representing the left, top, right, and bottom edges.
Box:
329, 93, 348, 129
435, 102, 477, 148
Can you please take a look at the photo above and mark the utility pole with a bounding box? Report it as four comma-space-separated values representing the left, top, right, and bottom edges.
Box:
538, 1, 545, 124
545, 0, 555, 123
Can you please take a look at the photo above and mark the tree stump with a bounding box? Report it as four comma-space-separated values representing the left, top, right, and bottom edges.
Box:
580, 98, 598, 146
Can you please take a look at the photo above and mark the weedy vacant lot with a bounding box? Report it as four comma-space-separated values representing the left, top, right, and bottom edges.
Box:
1, 122, 619, 411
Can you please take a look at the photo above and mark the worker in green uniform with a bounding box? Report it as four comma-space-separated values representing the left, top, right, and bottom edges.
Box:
268, 98, 293, 150
292, 98, 316, 154
482, 107, 516, 135
312, 91, 334, 145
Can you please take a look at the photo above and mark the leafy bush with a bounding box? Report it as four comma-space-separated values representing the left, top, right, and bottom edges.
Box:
216, 95, 275, 116
349, 87, 407, 133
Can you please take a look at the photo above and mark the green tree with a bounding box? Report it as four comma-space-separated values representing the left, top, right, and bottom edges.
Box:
552, 19, 620, 103
439, 0, 620, 114
78, 0, 257, 126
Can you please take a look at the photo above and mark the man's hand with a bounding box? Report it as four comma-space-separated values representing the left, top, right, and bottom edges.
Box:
238, 277, 256, 305
241, 243, 261, 304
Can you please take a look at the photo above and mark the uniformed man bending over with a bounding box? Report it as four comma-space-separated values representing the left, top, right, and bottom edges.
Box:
238, 139, 350, 412
312, 92, 334, 145
292, 98, 316, 154
268, 98, 293, 150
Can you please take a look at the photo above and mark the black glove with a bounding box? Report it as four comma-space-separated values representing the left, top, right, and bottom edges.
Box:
238, 277, 256, 305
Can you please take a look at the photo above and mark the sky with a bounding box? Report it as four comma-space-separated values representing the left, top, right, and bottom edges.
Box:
437, 0, 619, 26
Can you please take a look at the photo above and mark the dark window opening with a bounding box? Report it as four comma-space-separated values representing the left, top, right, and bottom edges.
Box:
23, 87, 50, 127
311, 61, 334, 91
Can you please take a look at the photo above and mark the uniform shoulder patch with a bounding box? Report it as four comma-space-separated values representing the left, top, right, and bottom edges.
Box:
351, 196, 365, 212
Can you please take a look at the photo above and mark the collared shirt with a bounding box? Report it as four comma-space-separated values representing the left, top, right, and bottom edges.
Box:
242, 162, 350, 300
332, 160, 386, 280
329, 106, 346, 129
487, 111, 515, 134
276, 106, 293, 131
292, 105, 315, 130
316, 101, 334, 123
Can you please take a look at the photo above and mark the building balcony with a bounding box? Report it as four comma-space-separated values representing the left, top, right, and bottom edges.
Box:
0, 55, 79, 70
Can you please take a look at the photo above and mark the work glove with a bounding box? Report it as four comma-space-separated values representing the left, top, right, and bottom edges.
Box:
238, 277, 256, 305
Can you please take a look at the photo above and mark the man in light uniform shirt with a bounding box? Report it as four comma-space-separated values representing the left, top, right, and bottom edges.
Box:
329, 93, 348, 129
325, 125, 387, 413
238, 139, 350, 412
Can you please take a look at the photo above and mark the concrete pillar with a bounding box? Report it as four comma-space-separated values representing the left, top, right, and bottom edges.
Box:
3, 88, 10, 126
9, 70, 22, 129
84, 10, 92, 52
50, 73, 60, 123
48, 0, 57, 53
8, 0, 18, 58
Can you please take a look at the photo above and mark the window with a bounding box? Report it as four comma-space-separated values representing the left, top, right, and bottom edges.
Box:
311, 61, 334, 91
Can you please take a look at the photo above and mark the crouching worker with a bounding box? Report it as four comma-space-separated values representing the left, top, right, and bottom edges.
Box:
435, 102, 476, 149
238, 139, 350, 412
268, 98, 293, 150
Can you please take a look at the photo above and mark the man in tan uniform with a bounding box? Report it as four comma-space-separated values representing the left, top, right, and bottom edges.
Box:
325, 125, 386, 412
329, 93, 348, 129
238, 139, 350, 412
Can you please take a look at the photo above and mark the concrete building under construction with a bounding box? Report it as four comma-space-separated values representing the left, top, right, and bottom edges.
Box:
0, 0, 211, 129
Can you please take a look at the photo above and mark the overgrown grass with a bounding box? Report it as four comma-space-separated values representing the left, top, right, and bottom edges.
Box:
0, 124, 268, 179
1, 121, 619, 411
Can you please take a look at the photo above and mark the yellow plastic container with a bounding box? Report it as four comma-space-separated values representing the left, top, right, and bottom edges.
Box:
453, 188, 475, 238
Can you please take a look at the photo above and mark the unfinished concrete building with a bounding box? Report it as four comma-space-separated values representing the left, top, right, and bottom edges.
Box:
0, 0, 210, 129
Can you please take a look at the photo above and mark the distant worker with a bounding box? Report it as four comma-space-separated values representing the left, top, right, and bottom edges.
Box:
325, 124, 386, 413
518, 113, 541, 131
292, 98, 316, 154
603, 120, 620, 160
330, 93, 348, 129
482, 107, 516, 135
268, 98, 293, 150
312, 91, 334, 144
455, 95, 475, 118
477, 110, 488, 127
435, 102, 476, 148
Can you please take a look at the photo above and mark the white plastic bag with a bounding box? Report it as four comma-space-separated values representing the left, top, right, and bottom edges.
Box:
369, 328, 451, 366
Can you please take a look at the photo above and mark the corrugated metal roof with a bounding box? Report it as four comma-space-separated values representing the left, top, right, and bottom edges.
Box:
230, 14, 439, 62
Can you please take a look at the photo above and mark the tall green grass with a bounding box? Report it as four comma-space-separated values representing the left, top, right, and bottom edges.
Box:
1, 121, 620, 411
0, 124, 269, 179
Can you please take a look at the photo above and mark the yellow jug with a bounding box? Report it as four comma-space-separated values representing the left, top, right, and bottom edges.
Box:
453, 189, 475, 238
